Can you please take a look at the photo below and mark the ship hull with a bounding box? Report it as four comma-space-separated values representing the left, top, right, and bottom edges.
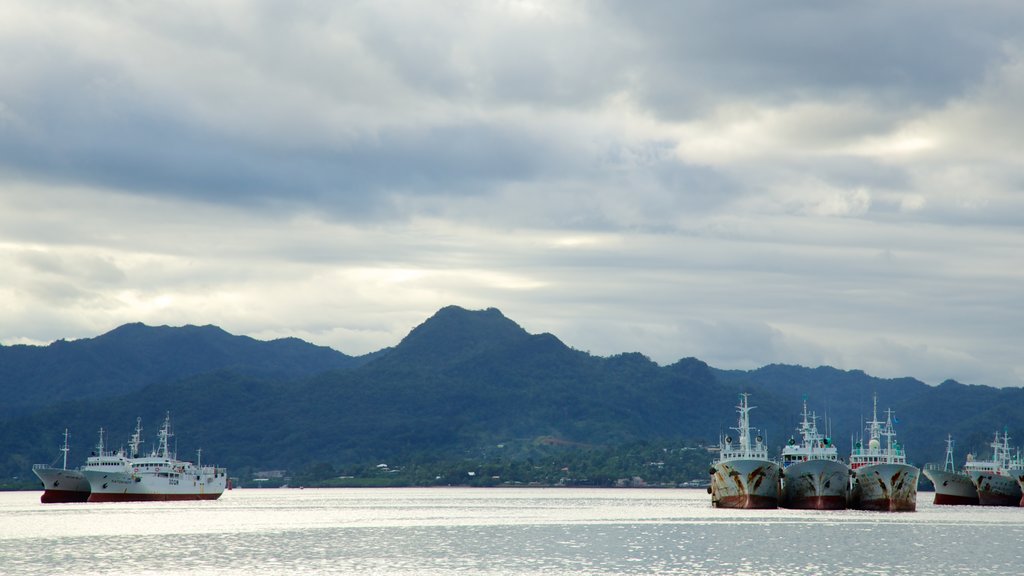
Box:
84, 470, 226, 503
969, 471, 1021, 507
710, 459, 781, 509
32, 467, 91, 503
780, 460, 849, 510
922, 468, 979, 505
849, 463, 919, 512
1013, 470, 1024, 507
87, 492, 223, 502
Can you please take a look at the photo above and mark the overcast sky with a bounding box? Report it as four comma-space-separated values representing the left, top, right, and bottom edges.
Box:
2, 1, 1022, 387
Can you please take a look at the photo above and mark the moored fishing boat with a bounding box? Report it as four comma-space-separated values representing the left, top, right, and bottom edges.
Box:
848, 396, 919, 512
709, 393, 781, 509
921, 434, 978, 505
84, 414, 227, 502
966, 430, 1022, 507
779, 399, 849, 510
31, 429, 91, 503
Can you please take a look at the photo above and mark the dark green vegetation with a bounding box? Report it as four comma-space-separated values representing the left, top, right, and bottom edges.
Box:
2, 306, 1022, 488
0, 323, 371, 417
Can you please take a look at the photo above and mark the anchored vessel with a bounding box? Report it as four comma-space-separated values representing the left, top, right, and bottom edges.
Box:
84, 414, 227, 502
966, 430, 1022, 507
848, 396, 919, 512
779, 400, 849, 510
922, 434, 979, 505
709, 393, 781, 509
33, 427, 134, 503
31, 429, 91, 503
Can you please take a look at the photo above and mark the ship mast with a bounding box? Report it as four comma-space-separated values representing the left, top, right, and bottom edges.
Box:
129, 417, 143, 458
1000, 428, 1011, 469
157, 413, 173, 459
822, 409, 831, 446
865, 395, 882, 449
799, 399, 812, 447
883, 407, 897, 454
943, 434, 955, 472
96, 427, 106, 457
61, 428, 70, 470
735, 393, 753, 453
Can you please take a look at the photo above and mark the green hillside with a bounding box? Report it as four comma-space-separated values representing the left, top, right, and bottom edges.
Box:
2, 306, 1022, 488
0, 323, 369, 417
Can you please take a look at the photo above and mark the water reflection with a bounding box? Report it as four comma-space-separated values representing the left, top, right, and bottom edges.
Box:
2, 488, 1024, 575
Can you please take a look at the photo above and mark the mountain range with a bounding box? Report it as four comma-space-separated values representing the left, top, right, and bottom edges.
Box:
2, 305, 1022, 483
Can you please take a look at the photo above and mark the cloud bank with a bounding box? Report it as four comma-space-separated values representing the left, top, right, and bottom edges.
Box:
2, 0, 1022, 386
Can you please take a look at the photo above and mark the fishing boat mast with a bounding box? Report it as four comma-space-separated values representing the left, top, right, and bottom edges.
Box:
60, 428, 70, 470
736, 393, 753, 452
96, 427, 106, 457
129, 417, 143, 458
156, 413, 173, 459
943, 434, 955, 473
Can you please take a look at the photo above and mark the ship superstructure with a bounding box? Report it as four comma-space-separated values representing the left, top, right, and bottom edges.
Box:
709, 393, 781, 509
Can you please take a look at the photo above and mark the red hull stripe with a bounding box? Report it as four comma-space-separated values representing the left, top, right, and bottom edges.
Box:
715, 494, 778, 509
88, 492, 222, 503
854, 498, 916, 512
977, 494, 1019, 507
933, 493, 980, 506
40, 489, 91, 504
781, 495, 847, 510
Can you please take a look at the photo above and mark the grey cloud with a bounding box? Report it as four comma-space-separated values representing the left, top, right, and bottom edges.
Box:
15, 251, 125, 284
1, 102, 573, 216
0, 2, 685, 221
6, 0, 1017, 227
1, 1, 1022, 389
603, 0, 1024, 118
349, 2, 636, 108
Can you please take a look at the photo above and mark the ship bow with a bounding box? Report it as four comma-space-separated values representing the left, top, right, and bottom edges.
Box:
711, 459, 781, 509
781, 460, 850, 510
850, 463, 919, 512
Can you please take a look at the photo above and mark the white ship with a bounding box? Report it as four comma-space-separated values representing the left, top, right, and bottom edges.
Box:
84, 414, 227, 502
848, 396, 919, 512
966, 430, 1022, 507
921, 434, 978, 505
709, 393, 781, 509
31, 429, 91, 503
779, 399, 849, 510
33, 426, 134, 503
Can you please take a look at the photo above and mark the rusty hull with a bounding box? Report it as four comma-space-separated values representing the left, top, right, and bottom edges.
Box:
849, 463, 919, 512
780, 459, 850, 510
970, 471, 1022, 507
710, 459, 781, 509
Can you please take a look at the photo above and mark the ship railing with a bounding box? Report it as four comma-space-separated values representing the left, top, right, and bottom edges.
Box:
32, 463, 51, 470
719, 449, 769, 460
851, 447, 906, 458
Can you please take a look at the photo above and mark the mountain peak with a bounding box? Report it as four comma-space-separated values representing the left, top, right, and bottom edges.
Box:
99, 322, 231, 341
388, 306, 531, 366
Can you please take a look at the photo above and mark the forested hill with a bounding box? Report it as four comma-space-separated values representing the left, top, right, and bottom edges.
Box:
0, 323, 369, 417
2, 306, 1023, 484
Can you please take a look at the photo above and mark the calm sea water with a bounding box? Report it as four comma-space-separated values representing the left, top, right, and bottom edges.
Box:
2, 487, 1023, 575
